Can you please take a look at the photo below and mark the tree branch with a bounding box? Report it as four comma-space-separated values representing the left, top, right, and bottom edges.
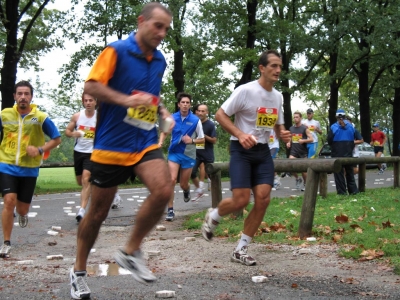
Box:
18, 0, 51, 54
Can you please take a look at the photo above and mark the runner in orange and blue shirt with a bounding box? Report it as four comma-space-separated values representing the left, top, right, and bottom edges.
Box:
69, 3, 174, 299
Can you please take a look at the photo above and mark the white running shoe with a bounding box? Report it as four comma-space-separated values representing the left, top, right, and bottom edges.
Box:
202, 208, 219, 241
18, 214, 28, 228
192, 188, 204, 202
295, 178, 303, 189
69, 268, 91, 299
76, 208, 85, 223
114, 249, 156, 283
231, 246, 256, 266
273, 180, 281, 190
111, 193, 122, 209
0, 243, 11, 258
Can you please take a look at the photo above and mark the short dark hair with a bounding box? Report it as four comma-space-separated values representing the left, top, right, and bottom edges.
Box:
81, 93, 96, 102
177, 92, 192, 103
192, 103, 199, 114
258, 50, 281, 67
140, 2, 172, 20
294, 111, 302, 118
14, 80, 33, 96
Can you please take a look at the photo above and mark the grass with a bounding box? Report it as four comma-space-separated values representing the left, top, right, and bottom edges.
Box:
35, 167, 140, 194
36, 167, 80, 193
184, 187, 400, 274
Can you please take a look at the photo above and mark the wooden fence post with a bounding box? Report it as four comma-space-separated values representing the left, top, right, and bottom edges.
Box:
298, 167, 320, 239
319, 172, 327, 198
209, 170, 222, 208
358, 162, 366, 192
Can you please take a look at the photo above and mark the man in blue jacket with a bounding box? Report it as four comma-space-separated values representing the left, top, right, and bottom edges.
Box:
328, 109, 358, 195
159, 92, 204, 221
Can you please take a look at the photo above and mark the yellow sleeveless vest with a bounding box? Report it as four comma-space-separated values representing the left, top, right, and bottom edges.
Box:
0, 104, 47, 168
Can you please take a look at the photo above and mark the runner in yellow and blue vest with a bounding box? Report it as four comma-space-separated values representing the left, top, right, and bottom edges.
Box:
0, 80, 61, 258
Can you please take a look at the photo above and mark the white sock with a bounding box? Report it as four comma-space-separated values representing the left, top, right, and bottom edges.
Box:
79, 207, 86, 215
209, 209, 221, 223
199, 181, 204, 189
236, 233, 252, 251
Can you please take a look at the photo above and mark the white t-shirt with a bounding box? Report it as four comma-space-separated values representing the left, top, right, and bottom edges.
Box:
301, 118, 321, 143
74, 110, 97, 153
221, 80, 284, 144
268, 129, 279, 149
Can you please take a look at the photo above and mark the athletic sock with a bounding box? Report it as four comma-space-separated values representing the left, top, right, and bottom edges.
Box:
199, 181, 204, 189
236, 234, 252, 251
4, 240, 10, 246
209, 209, 222, 223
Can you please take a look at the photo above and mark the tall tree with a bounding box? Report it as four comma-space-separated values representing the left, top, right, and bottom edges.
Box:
235, 0, 258, 88
59, 0, 139, 90
0, 0, 63, 109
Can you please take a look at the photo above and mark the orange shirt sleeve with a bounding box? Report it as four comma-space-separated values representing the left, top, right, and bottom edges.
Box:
86, 47, 117, 85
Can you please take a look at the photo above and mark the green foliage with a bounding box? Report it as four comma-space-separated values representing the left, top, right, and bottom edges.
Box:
58, 0, 140, 90
0, 1, 65, 71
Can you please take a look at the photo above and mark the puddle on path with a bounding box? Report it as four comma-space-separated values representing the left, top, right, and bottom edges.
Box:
87, 263, 131, 276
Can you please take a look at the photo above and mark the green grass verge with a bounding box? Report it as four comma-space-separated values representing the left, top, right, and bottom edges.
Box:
35, 167, 141, 194
184, 187, 400, 274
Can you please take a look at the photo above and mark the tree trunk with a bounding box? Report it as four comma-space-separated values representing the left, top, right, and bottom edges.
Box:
358, 60, 371, 144
328, 51, 339, 127
392, 64, 400, 156
1, 0, 19, 109
235, 0, 257, 88
280, 46, 292, 129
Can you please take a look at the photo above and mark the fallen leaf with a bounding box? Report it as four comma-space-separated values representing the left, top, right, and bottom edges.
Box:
333, 234, 342, 242
382, 219, 392, 229
335, 214, 349, 223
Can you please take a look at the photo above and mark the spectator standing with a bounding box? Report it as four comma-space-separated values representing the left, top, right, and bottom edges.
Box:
328, 109, 358, 195
0, 81, 61, 258
287, 112, 313, 191
160, 93, 204, 221
346, 116, 363, 175
190, 104, 217, 200
370, 123, 387, 174
69, 3, 174, 299
301, 108, 322, 158
201, 50, 291, 265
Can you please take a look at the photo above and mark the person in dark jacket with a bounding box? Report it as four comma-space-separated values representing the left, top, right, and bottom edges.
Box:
328, 109, 358, 195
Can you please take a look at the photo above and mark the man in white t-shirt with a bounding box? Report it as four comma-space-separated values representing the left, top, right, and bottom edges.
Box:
65, 93, 122, 223
301, 108, 322, 158
201, 50, 291, 266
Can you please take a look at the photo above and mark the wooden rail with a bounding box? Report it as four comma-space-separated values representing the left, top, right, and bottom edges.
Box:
206, 156, 400, 239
